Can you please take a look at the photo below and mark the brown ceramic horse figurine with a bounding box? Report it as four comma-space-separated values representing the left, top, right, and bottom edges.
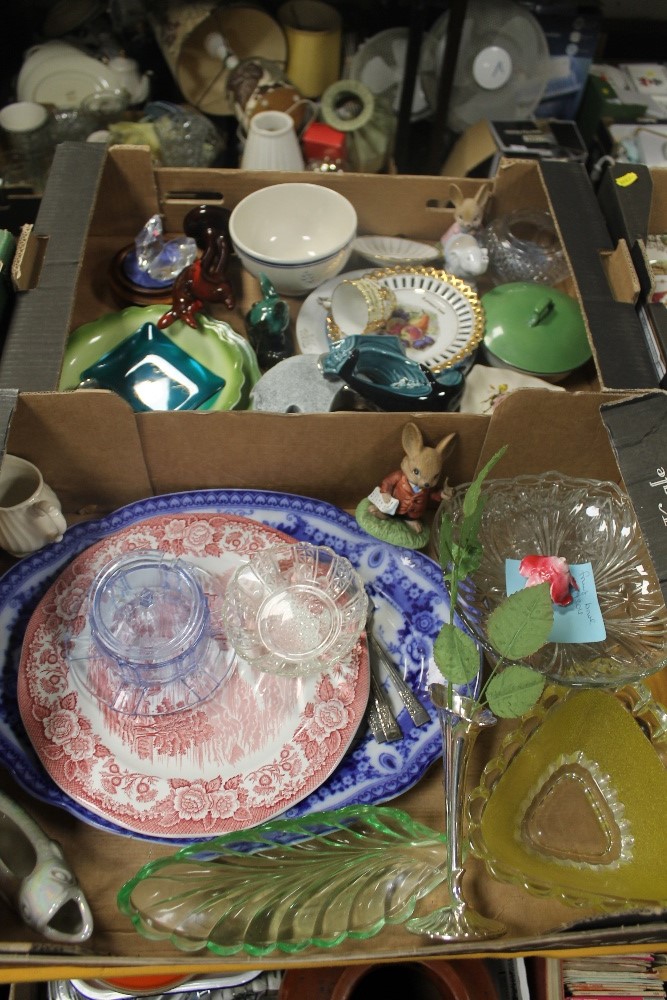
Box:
158, 205, 236, 329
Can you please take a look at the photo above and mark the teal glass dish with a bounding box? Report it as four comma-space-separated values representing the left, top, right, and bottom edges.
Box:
117, 805, 448, 956
79, 322, 226, 412
60, 305, 261, 412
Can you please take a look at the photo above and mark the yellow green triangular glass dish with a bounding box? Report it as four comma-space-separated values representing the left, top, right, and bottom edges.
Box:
468, 685, 667, 910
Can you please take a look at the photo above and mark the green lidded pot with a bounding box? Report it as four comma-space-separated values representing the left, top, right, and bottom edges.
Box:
481, 281, 591, 381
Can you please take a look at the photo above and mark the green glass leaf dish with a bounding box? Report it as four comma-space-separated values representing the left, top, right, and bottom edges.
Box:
117, 805, 448, 956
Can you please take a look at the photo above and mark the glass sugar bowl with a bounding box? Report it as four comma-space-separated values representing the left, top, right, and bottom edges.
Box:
483, 209, 568, 286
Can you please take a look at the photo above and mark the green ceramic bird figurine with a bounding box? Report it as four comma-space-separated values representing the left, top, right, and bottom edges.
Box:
245, 273, 292, 370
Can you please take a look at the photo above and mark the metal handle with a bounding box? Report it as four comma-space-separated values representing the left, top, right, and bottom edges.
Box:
369, 630, 430, 727
369, 669, 402, 742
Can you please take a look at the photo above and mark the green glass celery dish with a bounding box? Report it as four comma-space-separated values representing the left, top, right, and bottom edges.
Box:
117, 805, 448, 956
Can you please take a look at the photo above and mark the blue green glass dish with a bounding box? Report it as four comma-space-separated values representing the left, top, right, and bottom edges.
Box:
320, 335, 466, 411
80, 322, 226, 412
60, 305, 261, 412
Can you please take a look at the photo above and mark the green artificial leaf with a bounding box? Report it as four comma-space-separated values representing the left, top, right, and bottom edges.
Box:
439, 512, 455, 574
433, 622, 480, 685
117, 806, 447, 956
452, 539, 484, 579
486, 582, 554, 659
439, 445, 508, 595
486, 664, 546, 718
461, 445, 508, 520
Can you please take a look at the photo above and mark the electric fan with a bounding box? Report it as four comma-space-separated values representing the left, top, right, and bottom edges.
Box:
423, 0, 552, 132
349, 27, 440, 121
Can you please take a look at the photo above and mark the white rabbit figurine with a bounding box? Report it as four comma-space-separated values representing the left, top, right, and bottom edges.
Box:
442, 231, 489, 283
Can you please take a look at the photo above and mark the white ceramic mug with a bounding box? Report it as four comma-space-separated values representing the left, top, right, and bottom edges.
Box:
0, 455, 66, 558
330, 277, 397, 336
0, 101, 54, 187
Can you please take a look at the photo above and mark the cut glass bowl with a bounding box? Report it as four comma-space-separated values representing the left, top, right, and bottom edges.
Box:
222, 542, 368, 677
432, 473, 667, 687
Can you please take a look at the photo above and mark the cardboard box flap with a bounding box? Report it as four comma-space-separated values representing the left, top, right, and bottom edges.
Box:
473, 388, 629, 481
6, 391, 153, 514
10, 225, 45, 293
601, 239, 640, 305
1, 142, 108, 392
602, 391, 667, 603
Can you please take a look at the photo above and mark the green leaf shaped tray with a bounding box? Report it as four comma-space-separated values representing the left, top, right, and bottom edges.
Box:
117, 805, 448, 956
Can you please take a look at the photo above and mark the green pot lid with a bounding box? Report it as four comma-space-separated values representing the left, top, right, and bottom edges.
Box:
481, 282, 591, 375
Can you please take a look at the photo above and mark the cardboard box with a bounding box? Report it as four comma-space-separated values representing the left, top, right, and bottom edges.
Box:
0, 141, 655, 398
441, 119, 588, 179
0, 147, 664, 976
0, 390, 664, 980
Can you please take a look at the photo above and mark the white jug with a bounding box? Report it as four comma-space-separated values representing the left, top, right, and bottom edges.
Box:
0, 455, 66, 558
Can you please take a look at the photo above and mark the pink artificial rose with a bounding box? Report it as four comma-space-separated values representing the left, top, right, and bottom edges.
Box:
519, 555, 578, 607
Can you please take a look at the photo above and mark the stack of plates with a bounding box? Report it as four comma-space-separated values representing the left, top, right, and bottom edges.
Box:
17, 41, 129, 108
3, 488, 477, 843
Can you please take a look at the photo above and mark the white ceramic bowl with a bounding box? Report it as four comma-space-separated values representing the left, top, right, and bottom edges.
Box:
222, 541, 368, 677
229, 182, 357, 296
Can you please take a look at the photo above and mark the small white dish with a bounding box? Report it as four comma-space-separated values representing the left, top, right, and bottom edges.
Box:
460, 363, 565, 415
353, 235, 440, 267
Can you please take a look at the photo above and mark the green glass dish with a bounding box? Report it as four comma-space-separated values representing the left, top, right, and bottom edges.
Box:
80, 322, 226, 412
117, 805, 448, 956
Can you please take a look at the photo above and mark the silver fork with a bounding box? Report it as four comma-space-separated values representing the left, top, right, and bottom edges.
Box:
367, 603, 430, 728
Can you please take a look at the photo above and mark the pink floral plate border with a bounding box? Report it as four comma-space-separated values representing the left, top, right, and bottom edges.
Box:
17, 512, 370, 839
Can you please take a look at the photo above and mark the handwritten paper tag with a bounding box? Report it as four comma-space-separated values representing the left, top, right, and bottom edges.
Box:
505, 560, 606, 643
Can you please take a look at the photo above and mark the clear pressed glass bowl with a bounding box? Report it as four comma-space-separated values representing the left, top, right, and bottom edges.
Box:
431, 473, 667, 688
66, 549, 233, 715
221, 542, 368, 677
483, 209, 568, 286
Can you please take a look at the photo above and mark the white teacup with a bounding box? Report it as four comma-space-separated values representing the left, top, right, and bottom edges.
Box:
330, 277, 397, 336
0, 455, 66, 558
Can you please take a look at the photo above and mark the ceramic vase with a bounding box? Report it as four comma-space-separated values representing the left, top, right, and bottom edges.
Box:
406, 682, 506, 942
240, 110, 305, 171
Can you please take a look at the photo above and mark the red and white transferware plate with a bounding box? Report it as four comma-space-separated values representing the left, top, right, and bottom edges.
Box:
18, 513, 370, 840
